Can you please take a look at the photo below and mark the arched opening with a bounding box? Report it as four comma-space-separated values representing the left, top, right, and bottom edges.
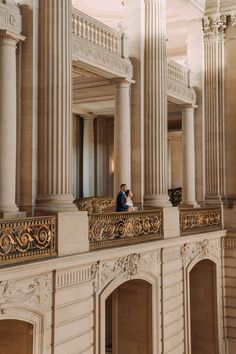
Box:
190, 259, 219, 354
0, 319, 33, 354
105, 279, 152, 354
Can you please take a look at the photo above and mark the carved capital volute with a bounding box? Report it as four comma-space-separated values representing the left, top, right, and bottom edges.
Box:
203, 15, 227, 41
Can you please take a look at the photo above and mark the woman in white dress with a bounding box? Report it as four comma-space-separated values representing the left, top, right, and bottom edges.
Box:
125, 190, 134, 210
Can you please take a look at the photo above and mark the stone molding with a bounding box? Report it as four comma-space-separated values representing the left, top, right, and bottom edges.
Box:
0, 273, 52, 310
72, 38, 133, 79
181, 238, 221, 266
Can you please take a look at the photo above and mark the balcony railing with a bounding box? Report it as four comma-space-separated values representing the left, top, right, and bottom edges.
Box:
72, 8, 125, 58
167, 58, 190, 87
0, 216, 56, 266
89, 210, 163, 249
180, 207, 222, 234
73, 197, 114, 214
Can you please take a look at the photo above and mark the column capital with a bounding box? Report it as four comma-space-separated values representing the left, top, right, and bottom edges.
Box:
203, 15, 227, 41
181, 104, 198, 112
110, 77, 135, 87
80, 113, 96, 121
0, 29, 25, 43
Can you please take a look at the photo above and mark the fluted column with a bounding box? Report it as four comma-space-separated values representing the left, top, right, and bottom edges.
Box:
114, 78, 132, 194
37, 0, 76, 211
82, 115, 95, 197
203, 15, 226, 204
144, 0, 170, 207
181, 106, 198, 207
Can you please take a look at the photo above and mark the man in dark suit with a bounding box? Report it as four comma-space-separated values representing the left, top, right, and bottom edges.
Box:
116, 184, 129, 212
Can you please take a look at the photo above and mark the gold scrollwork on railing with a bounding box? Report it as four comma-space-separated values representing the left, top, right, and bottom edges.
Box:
180, 207, 222, 233
74, 197, 114, 214
89, 210, 163, 249
0, 216, 56, 265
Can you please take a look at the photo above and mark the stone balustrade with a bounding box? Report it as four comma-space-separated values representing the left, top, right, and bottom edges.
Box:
167, 58, 190, 87
0, 216, 56, 266
89, 210, 163, 249
72, 8, 124, 58
180, 207, 222, 234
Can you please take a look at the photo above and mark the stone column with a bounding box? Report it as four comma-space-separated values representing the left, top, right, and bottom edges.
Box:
114, 78, 132, 194
0, 32, 22, 216
82, 115, 95, 197
0, 0, 25, 217
144, 0, 170, 207
181, 106, 198, 207
203, 15, 226, 204
37, 0, 76, 211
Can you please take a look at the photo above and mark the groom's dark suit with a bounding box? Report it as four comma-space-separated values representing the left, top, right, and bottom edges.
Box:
116, 191, 129, 212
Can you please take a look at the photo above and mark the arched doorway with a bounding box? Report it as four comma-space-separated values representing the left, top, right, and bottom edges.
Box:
105, 279, 152, 354
0, 319, 33, 354
190, 259, 219, 354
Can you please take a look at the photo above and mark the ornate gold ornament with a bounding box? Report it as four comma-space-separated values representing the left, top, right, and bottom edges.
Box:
180, 207, 222, 234
0, 216, 56, 265
73, 197, 114, 214
89, 210, 163, 249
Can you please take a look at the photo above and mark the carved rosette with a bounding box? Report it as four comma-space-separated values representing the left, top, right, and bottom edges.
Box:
203, 15, 227, 41
181, 238, 221, 266
0, 273, 52, 311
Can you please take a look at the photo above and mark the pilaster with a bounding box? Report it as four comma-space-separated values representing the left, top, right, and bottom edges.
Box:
82, 114, 95, 198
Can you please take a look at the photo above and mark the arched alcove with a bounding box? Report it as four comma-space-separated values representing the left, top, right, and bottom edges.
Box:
190, 259, 219, 354
0, 319, 33, 354
105, 279, 152, 354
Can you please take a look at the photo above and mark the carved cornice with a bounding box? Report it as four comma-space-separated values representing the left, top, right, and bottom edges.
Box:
181, 238, 221, 266
203, 15, 227, 40
72, 39, 133, 79
0, 273, 52, 310
167, 81, 196, 105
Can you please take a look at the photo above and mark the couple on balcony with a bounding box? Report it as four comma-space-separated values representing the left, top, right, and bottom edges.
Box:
116, 184, 134, 212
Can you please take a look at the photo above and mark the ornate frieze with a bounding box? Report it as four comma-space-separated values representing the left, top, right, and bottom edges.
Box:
181, 238, 221, 265
203, 15, 227, 40
72, 40, 133, 79
167, 81, 196, 105
89, 210, 163, 249
0, 0, 22, 35
0, 216, 57, 265
99, 251, 160, 289
180, 207, 222, 233
0, 273, 52, 309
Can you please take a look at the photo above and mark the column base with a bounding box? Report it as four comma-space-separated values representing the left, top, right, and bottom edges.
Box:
36, 194, 77, 213
144, 194, 171, 208
180, 200, 200, 208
